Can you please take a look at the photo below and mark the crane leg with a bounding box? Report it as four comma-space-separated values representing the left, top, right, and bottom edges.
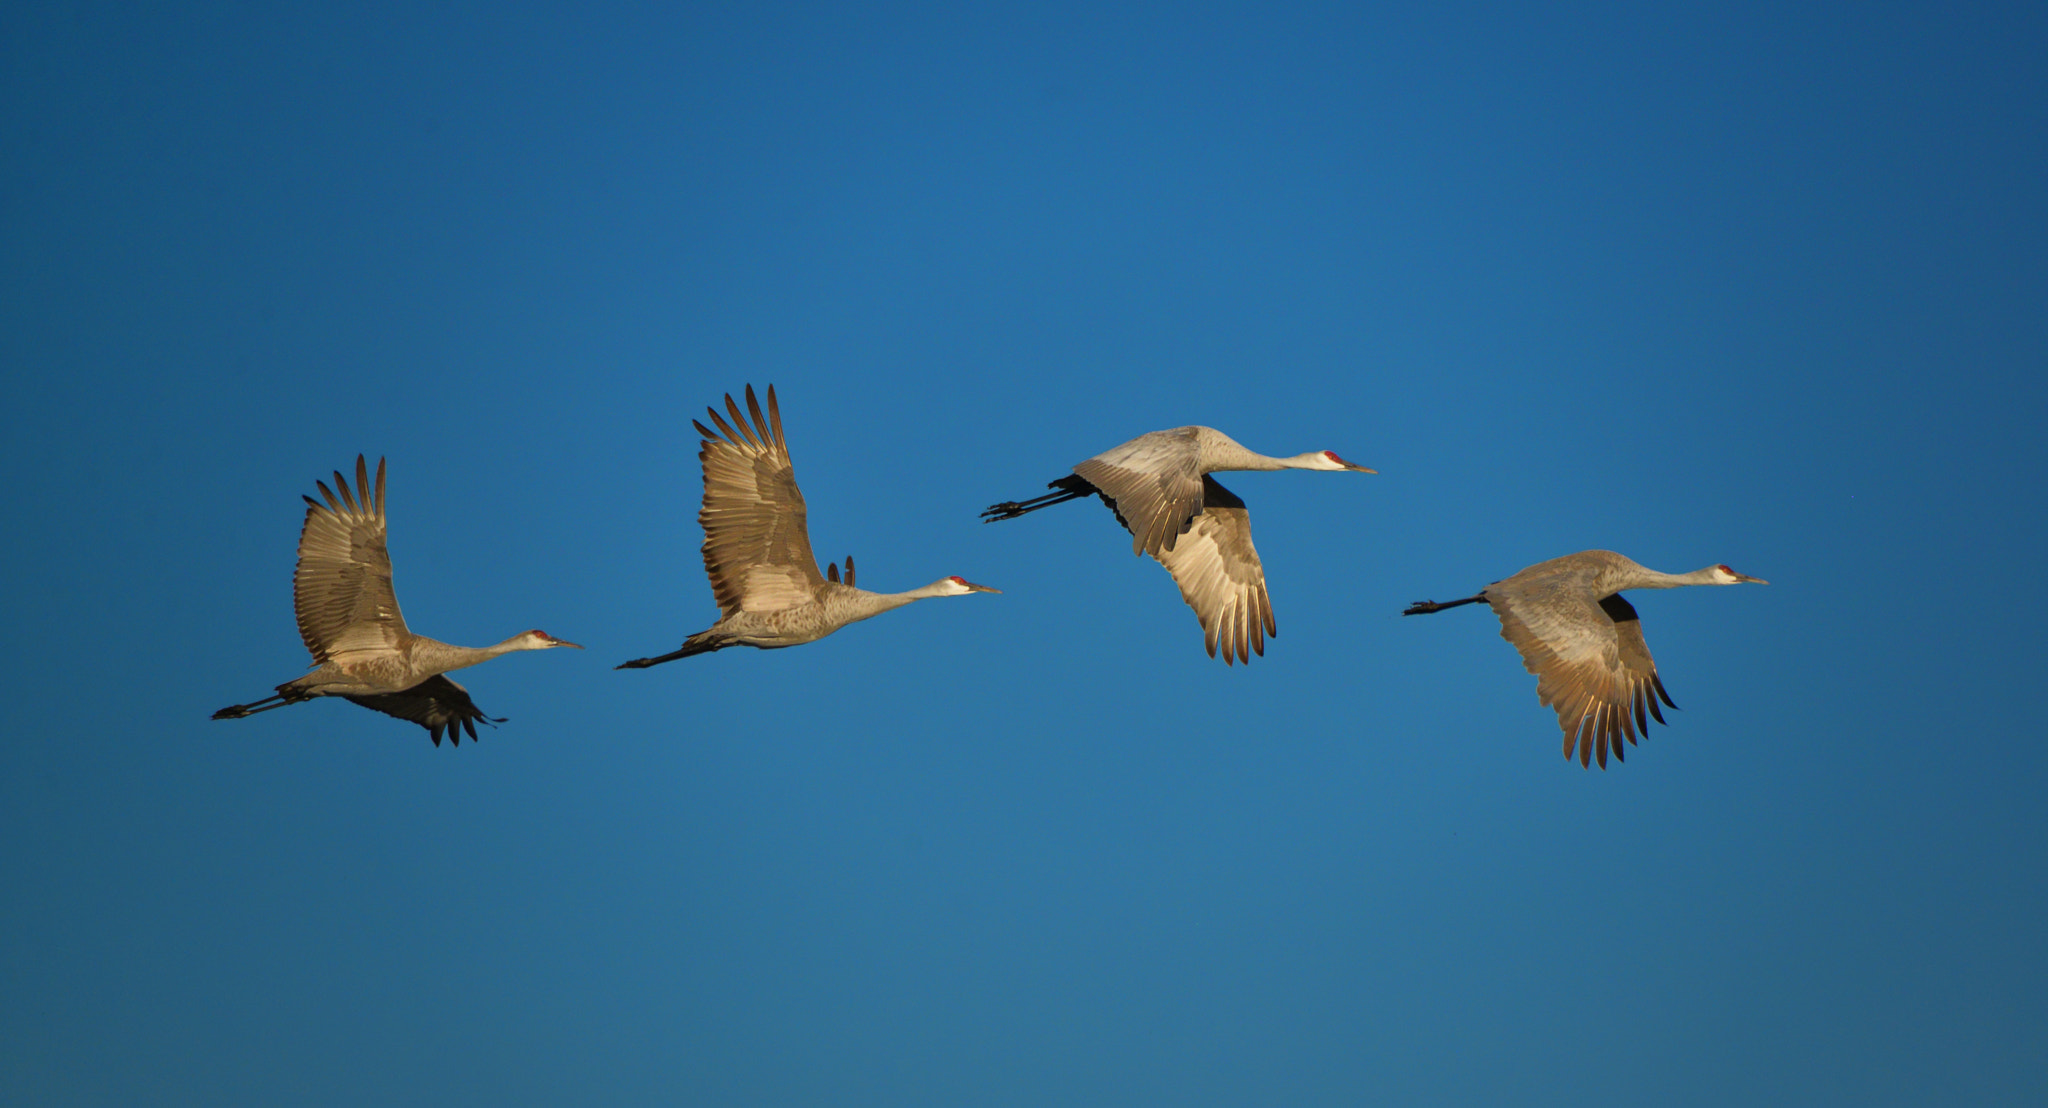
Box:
980, 475, 1097, 522
1402, 594, 1487, 616
615, 630, 726, 669
211, 694, 294, 719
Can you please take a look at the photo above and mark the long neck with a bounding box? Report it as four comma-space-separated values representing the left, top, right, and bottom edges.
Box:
825, 580, 964, 625
409, 634, 537, 676
1199, 432, 1314, 473
1620, 565, 1725, 591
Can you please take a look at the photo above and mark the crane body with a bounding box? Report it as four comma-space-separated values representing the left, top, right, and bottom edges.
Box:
1404, 549, 1767, 768
616, 385, 997, 670
982, 425, 1373, 664
212, 456, 583, 745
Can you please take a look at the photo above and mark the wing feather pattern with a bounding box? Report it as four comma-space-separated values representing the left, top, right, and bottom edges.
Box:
1151, 476, 1275, 665
343, 674, 502, 747
1487, 586, 1675, 768
293, 455, 408, 665
696, 385, 826, 615
1072, 428, 1207, 558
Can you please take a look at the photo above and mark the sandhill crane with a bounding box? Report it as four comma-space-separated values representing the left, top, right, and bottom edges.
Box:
212, 456, 583, 745
1403, 550, 1767, 768
980, 426, 1374, 664
616, 385, 998, 669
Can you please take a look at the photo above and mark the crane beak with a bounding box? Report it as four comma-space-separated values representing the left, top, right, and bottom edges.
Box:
964, 581, 1001, 594
553, 638, 587, 649
1736, 574, 1768, 585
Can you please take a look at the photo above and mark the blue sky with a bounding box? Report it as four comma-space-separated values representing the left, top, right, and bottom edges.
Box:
4, 2, 2045, 1104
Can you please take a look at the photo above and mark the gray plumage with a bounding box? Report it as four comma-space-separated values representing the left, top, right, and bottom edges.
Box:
616, 385, 998, 669
212, 456, 584, 745
982, 425, 1374, 664
1403, 549, 1767, 768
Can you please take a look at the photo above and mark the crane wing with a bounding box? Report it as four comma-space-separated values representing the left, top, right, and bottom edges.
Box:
694, 384, 826, 615
342, 674, 503, 747
1151, 477, 1275, 665
293, 455, 409, 666
1073, 427, 1207, 558
1487, 585, 1675, 768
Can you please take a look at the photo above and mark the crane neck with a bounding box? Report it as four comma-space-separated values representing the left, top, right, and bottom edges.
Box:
1201, 439, 1320, 472
1616, 565, 1726, 591
1195, 427, 1347, 473
866, 580, 961, 606
409, 633, 549, 676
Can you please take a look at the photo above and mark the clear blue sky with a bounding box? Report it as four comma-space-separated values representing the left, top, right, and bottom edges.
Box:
5, 2, 2045, 1104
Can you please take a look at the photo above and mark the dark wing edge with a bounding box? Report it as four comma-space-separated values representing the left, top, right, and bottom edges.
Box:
293, 455, 405, 664
692, 384, 827, 614
1491, 591, 1674, 769
342, 675, 504, 747
1152, 477, 1275, 665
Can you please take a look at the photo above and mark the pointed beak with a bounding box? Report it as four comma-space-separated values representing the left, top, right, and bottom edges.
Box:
1349, 463, 1377, 474
963, 581, 1001, 594
1735, 574, 1768, 585
554, 639, 586, 649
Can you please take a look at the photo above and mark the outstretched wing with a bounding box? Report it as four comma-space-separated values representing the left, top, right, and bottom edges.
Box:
1073, 427, 1208, 558
342, 675, 503, 747
1487, 585, 1675, 768
1151, 477, 1275, 665
294, 455, 409, 665
694, 384, 826, 616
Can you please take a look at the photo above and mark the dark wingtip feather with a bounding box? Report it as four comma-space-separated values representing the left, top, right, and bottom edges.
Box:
705, 406, 741, 445
332, 471, 359, 513
744, 385, 772, 450
724, 393, 763, 449
1652, 672, 1678, 710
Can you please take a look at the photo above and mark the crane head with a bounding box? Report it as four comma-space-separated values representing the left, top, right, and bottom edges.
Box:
522, 629, 587, 649
1712, 565, 1768, 585
940, 576, 1001, 595
1317, 450, 1376, 473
